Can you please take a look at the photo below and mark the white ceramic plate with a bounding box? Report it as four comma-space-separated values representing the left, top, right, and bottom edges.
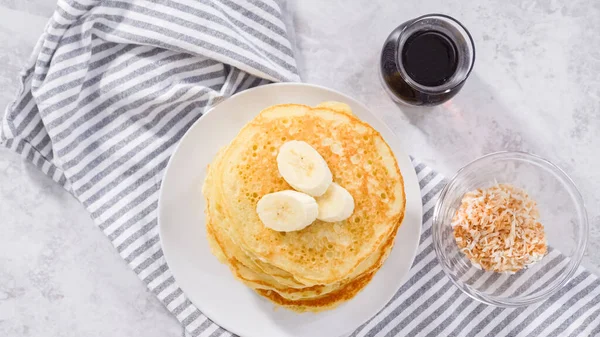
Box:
158, 83, 422, 337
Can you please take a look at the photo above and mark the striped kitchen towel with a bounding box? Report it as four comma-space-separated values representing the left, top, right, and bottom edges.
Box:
1, 1, 599, 337
1, 1, 298, 336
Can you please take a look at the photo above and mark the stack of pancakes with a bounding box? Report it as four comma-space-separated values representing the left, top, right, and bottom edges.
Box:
202, 102, 406, 312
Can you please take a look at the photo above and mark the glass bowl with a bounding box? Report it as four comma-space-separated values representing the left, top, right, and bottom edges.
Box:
432, 151, 588, 307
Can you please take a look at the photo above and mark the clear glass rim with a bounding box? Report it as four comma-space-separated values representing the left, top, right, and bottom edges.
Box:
395, 13, 476, 95
432, 151, 589, 307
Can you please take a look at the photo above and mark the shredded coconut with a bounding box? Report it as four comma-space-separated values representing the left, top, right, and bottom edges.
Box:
452, 183, 547, 273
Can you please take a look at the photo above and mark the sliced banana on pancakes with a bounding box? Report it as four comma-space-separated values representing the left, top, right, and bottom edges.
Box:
277, 140, 332, 197
256, 190, 318, 232
315, 183, 355, 222
258, 140, 354, 231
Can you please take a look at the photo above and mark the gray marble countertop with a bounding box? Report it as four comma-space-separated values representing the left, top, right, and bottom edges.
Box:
1, 0, 599, 336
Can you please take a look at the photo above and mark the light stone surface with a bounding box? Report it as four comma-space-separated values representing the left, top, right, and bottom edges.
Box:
1, 0, 599, 336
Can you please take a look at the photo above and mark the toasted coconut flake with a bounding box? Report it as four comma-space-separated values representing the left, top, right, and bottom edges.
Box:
452, 184, 547, 273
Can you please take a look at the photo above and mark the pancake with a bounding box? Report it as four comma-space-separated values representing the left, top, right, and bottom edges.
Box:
215, 104, 405, 285
202, 102, 406, 311
205, 146, 400, 300
207, 214, 398, 301
254, 215, 400, 312
316, 101, 354, 116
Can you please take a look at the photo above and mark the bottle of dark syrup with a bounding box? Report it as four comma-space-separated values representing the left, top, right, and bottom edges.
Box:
380, 14, 475, 106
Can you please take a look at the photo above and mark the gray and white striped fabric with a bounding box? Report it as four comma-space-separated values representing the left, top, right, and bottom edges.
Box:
2, 1, 298, 336
2, 1, 599, 337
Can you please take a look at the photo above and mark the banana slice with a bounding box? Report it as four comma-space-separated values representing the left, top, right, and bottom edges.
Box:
256, 190, 319, 232
315, 183, 355, 222
277, 140, 332, 197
